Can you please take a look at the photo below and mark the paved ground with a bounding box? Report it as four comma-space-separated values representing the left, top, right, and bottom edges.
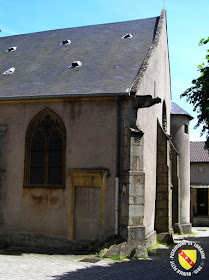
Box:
0, 227, 209, 280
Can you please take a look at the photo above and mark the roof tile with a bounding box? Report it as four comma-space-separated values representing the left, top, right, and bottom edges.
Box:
190, 141, 209, 162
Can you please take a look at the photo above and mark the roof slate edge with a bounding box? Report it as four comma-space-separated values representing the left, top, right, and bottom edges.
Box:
171, 102, 194, 120
130, 9, 166, 94
0, 91, 130, 101
1, 16, 162, 38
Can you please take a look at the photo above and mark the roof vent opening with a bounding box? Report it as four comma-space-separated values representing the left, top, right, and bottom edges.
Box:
3, 67, 15, 75
60, 39, 71, 45
122, 33, 133, 39
6, 47, 17, 52
71, 61, 82, 68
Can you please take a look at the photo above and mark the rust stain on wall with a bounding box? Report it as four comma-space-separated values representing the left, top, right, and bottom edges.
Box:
22, 188, 65, 207
50, 196, 58, 204
31, 194, 44, 202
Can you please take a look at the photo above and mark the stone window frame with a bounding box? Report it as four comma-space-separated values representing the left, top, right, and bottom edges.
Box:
23, 108, 66, 189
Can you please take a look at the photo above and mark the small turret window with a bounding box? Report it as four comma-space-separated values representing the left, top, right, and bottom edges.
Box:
184, 124, 189, 134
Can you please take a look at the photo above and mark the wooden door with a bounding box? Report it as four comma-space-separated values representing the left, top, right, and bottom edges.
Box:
74, 186, 101, 241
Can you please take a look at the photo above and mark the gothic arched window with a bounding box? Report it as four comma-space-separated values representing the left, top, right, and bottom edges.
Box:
24, 108, 66, 188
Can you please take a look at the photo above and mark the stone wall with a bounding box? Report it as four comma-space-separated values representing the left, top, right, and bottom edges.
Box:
171, 145, 180, 230
119, 99, 145, 244
155, 123, 172, 234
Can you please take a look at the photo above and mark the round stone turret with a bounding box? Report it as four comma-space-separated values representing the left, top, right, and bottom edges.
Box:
170, 102, 193, 234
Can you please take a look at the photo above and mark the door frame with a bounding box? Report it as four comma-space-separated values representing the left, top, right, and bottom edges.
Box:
67, 169, 108, 240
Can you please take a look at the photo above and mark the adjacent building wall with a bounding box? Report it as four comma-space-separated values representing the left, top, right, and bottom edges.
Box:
190, 162, 209, 226
191, 162, 209, 185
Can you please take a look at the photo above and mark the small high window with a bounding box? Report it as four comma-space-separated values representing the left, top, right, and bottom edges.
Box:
3, 67, 15, 75
6, 47, 17, 52
24, 108, 66, 188
122, 33, 133, 39
71, 61, 82, 68
60, 39, 71, 45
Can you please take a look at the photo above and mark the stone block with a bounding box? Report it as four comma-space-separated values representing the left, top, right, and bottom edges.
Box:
129, 171, 145, 184
131, 156, 140, 171
129, 184, 144, 197
127, 225, 146, 243
130, 216, 144, 226
129, 196, 144, 205
178, 223, 192, 234
99, 241, 147, 259
128, 205, 144, 220
146, 230, 156, 247
157, 232, 174, 244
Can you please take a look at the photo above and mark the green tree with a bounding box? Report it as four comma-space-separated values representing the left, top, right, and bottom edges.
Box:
181, 37, 209, 149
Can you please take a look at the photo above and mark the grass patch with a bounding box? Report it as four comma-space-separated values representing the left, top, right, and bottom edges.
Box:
110, 256, 128, 261
174, 232, 196, 236
137, 254, 149, 259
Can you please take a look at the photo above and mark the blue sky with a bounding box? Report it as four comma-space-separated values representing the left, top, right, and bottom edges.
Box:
0, 0, 209, 141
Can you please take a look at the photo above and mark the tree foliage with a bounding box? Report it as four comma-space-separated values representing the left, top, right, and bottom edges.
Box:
181, 37, 209, 149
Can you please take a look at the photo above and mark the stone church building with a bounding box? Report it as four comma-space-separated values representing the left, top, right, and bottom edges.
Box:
0, 10, 192, 254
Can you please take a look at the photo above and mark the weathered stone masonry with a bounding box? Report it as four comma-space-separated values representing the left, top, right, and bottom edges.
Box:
120, 96, 160, 246
155, 123, 172, 234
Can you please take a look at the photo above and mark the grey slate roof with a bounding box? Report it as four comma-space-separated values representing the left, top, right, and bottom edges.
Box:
171, 102, 193, 120
0, 16, 160, 100
190, 141, 209, 162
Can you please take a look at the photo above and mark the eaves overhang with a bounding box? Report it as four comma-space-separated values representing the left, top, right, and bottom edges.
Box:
0, 91, 131, 102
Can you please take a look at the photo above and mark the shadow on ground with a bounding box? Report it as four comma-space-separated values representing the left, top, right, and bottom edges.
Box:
50, 237, 209, 280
